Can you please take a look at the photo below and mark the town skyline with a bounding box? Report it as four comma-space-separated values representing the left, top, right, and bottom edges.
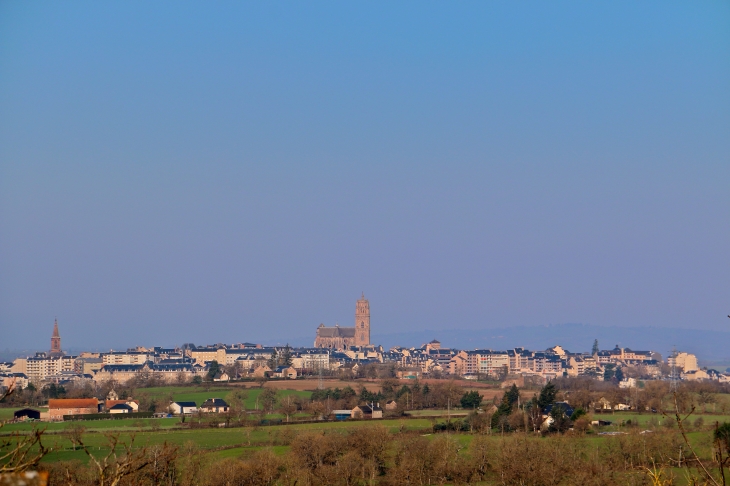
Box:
6, 303, 730, 367
5, 305, 728, 391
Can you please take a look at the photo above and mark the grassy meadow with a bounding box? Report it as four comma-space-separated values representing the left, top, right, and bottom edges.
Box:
3, 382, 730, 485
137, 385, 313, 409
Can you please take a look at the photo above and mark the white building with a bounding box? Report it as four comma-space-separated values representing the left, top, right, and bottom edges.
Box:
169, 401, 198, 414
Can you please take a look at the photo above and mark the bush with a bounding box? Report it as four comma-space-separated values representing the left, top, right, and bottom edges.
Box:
570, 408, 586, 421
715, 422, 730, 454
433, 419, 470, 432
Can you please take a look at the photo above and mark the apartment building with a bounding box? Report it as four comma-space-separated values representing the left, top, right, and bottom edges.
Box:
102, 351, 151, 365
668, 352, 698, 373
12, 354, 77, 383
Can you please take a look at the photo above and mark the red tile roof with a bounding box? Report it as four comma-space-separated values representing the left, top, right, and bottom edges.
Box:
48, 398, 98, 409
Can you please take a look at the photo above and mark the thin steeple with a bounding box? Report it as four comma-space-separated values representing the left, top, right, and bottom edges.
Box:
50, 317, 63, 356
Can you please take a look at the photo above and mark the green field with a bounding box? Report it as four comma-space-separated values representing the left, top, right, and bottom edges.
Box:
4, 382, 730, 486
591, 411, 730, 428
138, 385, 312, 409
405, 409, 469, 417
28, 418, 435, 463
1, 417, 181, 433
1, 402, 728, 486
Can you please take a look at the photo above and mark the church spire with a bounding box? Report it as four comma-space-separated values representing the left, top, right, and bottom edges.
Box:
50, 317, 63, 357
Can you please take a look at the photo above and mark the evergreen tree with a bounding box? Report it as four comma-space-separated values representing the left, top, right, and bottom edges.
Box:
537, 381, 557, 411
491, 391, 515, 430
268, 349, 278, 369
505, 384, 520, 407
549, 403, 570, 432
360, 388, 384, 403
603, 364, 615, 381
715, 422, 730, 454
460, 390, 482, 409
592, 339, 599, 355
281, 344, 293, 367
206, 360, 221, 381
570, 408, 586, 421
614, 366, 624, 382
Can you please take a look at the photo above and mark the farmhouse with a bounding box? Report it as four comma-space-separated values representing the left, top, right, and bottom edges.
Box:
274, 366, 297, 379
200, 398, 229, 413
352, 404, 383, 419
48, 398, 100, 421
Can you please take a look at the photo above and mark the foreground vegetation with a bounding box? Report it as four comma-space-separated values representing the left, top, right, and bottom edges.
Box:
3, 376, 730, 484
8, 418, 730, 485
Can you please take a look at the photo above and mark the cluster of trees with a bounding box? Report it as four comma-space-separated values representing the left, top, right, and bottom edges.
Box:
308, 381, 480, 414
32, 420, 730, 485
460, 382, 576, 434
267, 345, 293, 370
552, 376, 730, 414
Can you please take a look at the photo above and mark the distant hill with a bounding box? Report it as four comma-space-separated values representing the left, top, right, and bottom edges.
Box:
372, 323, 730, 363
0, 349, 36, 362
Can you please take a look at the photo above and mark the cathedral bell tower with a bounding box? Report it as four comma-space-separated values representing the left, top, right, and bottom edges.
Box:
355, 293, 370, 346
50, 317, 63, 357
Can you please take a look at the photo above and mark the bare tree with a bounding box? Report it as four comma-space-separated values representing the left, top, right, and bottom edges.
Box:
0, 381, 49, 474
69, 432, 177, 486
279, 394, 298, 422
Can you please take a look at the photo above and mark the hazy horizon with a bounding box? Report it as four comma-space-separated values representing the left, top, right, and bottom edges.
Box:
4, 323, 730, 368
1, 2, 729, 350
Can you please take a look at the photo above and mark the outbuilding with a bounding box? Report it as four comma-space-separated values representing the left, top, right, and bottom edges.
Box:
332, 410, 352, 420
169, 401, 198, 414
13, 408, 41, 421
352, 404, 383, 419
106, 399, 139, 412
109, 403, 134, 414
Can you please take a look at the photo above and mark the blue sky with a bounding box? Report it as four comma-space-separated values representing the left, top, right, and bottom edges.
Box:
1, 1, 729, 350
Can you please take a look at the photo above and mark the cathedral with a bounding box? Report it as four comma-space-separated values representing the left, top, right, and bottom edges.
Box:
314, 294, 370, 349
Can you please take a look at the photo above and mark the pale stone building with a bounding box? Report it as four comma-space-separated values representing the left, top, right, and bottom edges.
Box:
13, 354, 77, 383
669, 352, 699, 373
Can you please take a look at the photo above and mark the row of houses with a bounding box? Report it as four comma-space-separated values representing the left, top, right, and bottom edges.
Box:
16, 396, 400, 423
392, 340, 664, 380
5, 339, 723, 389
